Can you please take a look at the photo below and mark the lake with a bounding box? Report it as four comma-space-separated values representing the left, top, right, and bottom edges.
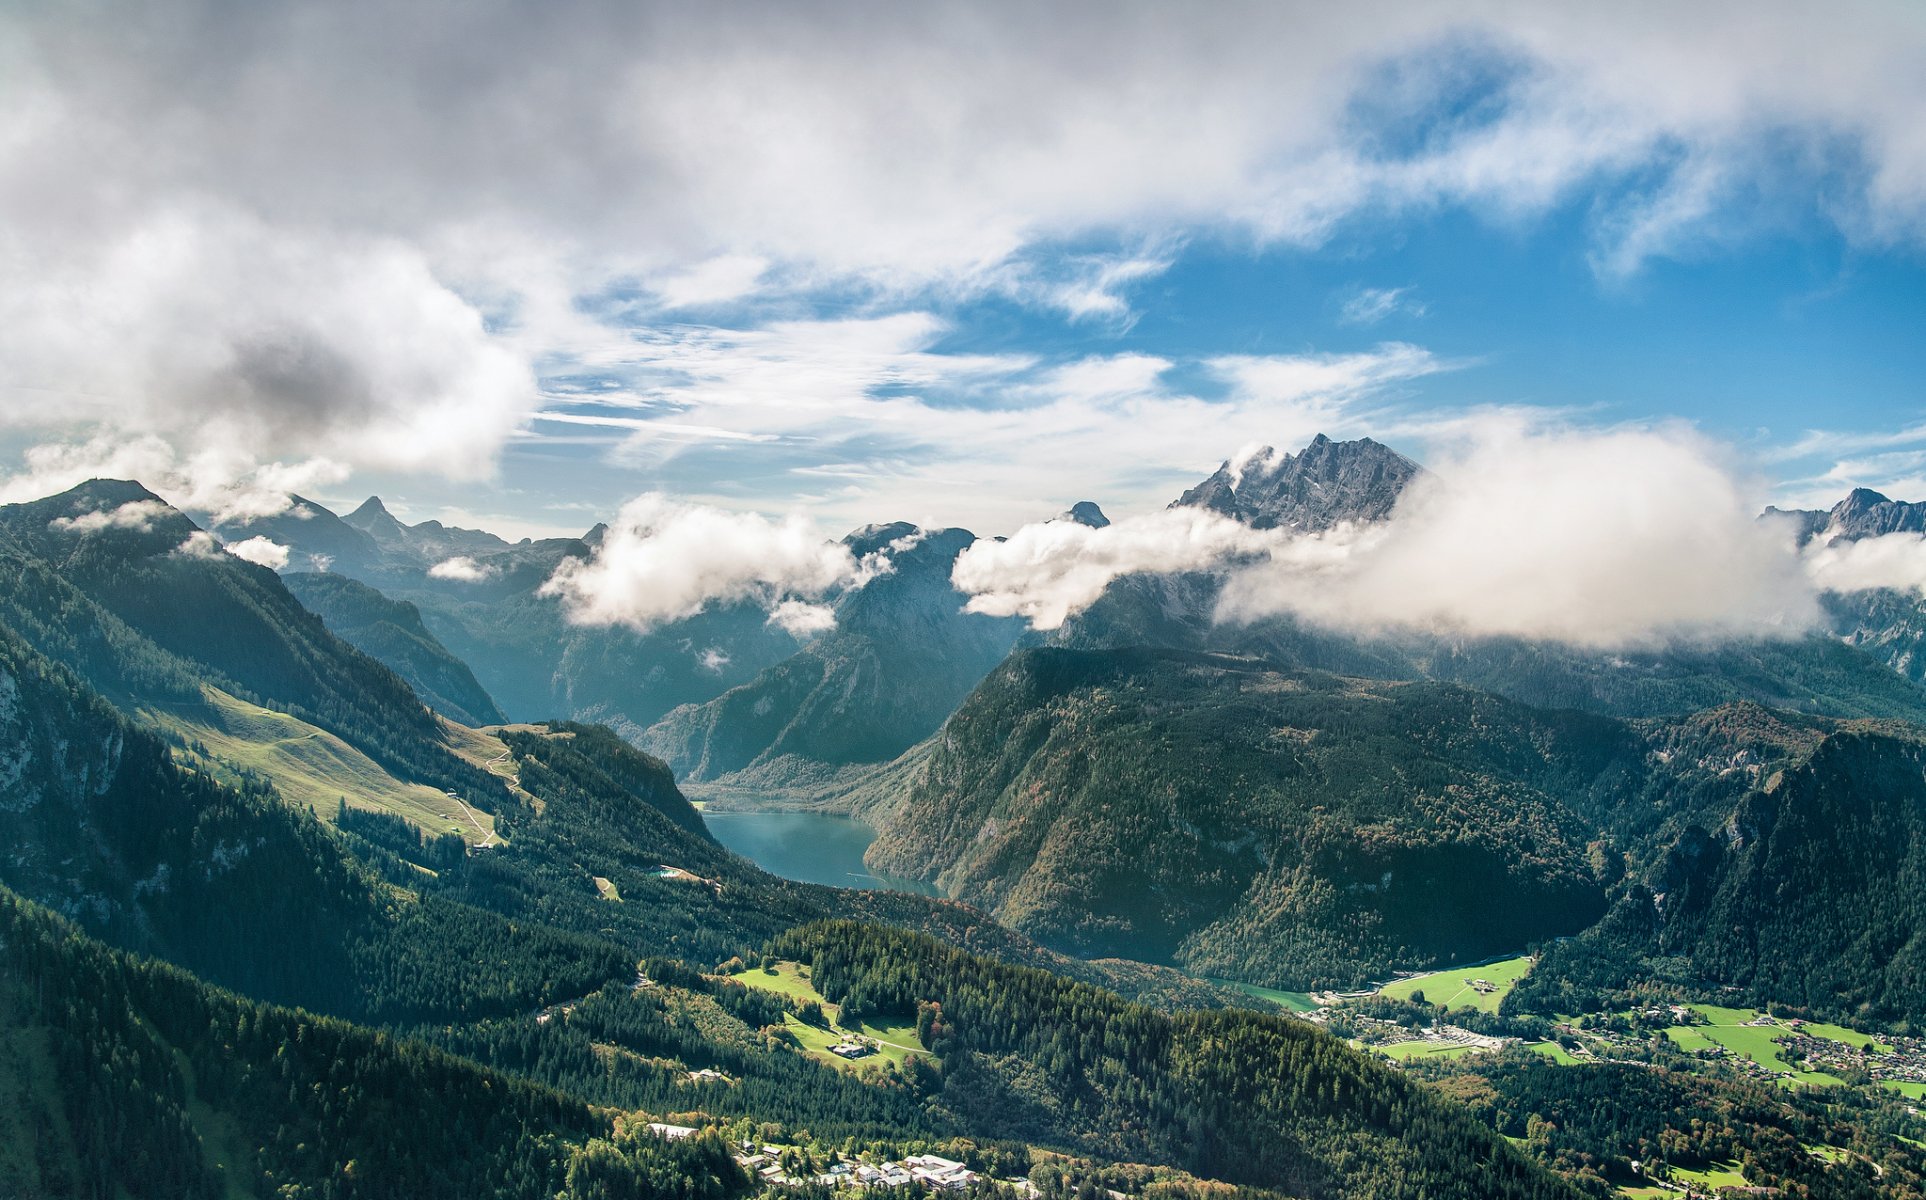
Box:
700, 809, 940, 896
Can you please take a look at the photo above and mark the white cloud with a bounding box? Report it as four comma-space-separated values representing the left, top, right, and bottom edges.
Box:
1803, 532, 1926, 595
953, 507, 1277, 630
1339, 285, 1426, 325
224, 535, 290, 569
48, 498, 171, 534
652, 254, 770, 308
766, 599, 838, 637
172, 530, 224, 560
429, 555, 495, 582
589, 320, 1445, 531
1216, 424, 1819, 647
539, 493, 865, 631
952, 420, 1905, 649
696, 646, 731, 673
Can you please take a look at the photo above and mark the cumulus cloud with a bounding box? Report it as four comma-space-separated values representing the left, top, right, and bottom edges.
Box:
540, 494, 868, 631
1802, 532, 1926, 595
223, 535, 291, 570
954, 507, 1277, 629
766, 599, 839, 637
429, 555, 495, 582
172, 531, 224, 560
1217, 425, 1819, 647
954, 422, 1890, 648
48, 498, 171, 534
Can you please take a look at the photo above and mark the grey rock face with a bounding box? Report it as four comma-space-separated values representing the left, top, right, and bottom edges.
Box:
1171, 433, 1420, 531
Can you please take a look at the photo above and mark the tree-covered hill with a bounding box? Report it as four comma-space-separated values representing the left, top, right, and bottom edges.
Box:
0, 887, 748, 1200
866, 647, 1644, 986
773, 920, 1578, 1200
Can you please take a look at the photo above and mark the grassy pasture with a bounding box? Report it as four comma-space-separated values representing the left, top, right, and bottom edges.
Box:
1378, 955, 1534, 1014
1218, 980, 1317, 1012
1664, 1005, 1846, 1086
729, 962, 931, 1073
144, 686, 496, 844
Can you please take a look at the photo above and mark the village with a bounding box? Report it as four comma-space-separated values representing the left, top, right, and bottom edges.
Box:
646, 1125, 1023, 1194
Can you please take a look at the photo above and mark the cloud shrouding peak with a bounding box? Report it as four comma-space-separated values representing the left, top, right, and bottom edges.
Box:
539, 494, 869, 632
952, 423, 1887, 649
223, 535, 291, 570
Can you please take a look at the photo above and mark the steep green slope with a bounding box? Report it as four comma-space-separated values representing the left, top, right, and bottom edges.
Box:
1517, 720, 1926, 1023
0, 480, 501, 799
0, 888, 747, 1200
282, 571, 506, 725
868, 647, 1641, 986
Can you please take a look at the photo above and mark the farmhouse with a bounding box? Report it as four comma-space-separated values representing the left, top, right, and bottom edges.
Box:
831, 1041, 877, 1060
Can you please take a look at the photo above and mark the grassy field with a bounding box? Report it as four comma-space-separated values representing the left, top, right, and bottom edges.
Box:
1664, 1005, 1846, 1087
144, 686, 497, 845
1526, 1040, 1582, 1065
1378, 955, 1533, 1014
729, 962, 931, 1072
1375, 1040, 1487, 1061
1670, 1161, 1748, 1189
1218, 980, 1318, 1012
1885, 1081, 1926, 1099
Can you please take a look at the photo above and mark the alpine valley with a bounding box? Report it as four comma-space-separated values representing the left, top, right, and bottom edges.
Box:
0, 432, 1922, 1200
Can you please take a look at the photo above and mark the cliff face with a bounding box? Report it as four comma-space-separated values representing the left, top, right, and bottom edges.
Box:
1172, 433, 1421, 531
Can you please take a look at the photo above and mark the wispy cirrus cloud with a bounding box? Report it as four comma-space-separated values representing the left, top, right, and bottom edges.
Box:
537, 315, 1449, 529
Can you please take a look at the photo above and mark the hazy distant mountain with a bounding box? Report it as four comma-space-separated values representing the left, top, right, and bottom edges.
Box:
281, 572, 507, 725
642, 523, 1021, 785
1172, 433, 1421, 531
342, 495, 516, 563
215, 493, 808, 732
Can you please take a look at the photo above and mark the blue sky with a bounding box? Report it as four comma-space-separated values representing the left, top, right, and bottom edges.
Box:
2, 1, 1924, 539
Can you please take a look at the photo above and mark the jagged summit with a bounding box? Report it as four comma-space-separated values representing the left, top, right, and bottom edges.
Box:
1061, 501, 1109, 528
1826, 487, 1926, 539
1172, 433, 1420, 531
344, 495, 407, 542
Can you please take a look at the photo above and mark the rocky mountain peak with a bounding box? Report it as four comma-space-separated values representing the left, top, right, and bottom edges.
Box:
1822, 487, 1926, 541
1171, 434, 1421, 531
1061, 501, 1110, 528
344, 495, 407, 542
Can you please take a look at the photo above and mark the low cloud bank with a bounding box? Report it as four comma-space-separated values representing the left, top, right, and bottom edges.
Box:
953, 424, 1916, 649
954, 508, 1276, 630
223, 535, 290, 570
540, 494, 875, 633
429, 556, 494, 582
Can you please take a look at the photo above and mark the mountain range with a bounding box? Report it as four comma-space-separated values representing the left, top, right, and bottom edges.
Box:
12, 434, 1926, 1196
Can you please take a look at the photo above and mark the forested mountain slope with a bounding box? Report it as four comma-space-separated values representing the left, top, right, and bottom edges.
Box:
866, 647, 1644, 985
1516, 717, 1926, 1022
0, 888, 746, 1200
0, 480, 499, 798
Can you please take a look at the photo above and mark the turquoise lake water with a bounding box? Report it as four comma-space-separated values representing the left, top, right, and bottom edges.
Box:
700, 809, 939, 895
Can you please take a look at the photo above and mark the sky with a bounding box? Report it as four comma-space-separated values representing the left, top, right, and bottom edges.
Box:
1, 0, 1924, 542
